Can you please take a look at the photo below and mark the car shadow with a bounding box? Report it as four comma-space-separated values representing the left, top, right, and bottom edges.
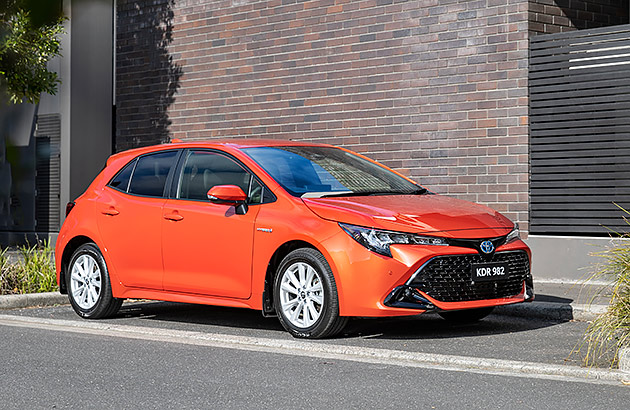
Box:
112, 295, 573, 341
533, 294, 573, 304
343, 311, 561, 340
114, 301, 286, 332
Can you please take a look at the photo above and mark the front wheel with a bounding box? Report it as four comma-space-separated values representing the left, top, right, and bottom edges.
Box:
274, 248, 347, 339
438, 306, 494, 323
66, 243, 122, 319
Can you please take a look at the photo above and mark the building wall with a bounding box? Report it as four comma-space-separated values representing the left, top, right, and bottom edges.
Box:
116, 0, 182, 152
71, 0, 114, 200
526, 1, 629, 280
117, 0, 531, 231
529, 0, 628, 34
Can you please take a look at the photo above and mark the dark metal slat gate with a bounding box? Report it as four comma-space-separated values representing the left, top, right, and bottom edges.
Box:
530, 24, 630, 236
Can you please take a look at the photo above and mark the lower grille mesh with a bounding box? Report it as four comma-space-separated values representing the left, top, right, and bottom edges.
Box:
409, 251, 530, 302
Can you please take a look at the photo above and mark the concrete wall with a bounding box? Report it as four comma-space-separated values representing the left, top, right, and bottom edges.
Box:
70, 0, 114, 200
526, 235, 627, 282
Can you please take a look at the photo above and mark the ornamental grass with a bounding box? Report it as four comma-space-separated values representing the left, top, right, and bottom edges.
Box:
582, 207, 630, 368
0, 240, 57, 295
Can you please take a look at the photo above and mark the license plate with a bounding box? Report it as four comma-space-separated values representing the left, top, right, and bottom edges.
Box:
471, 262, 509, 282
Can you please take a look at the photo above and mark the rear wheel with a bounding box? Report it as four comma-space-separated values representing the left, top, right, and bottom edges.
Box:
274, 248, 347, 339
438, 306, 494, 323
67, 243, 122, 319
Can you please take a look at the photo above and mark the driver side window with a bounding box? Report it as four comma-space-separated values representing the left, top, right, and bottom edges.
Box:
177, 150, 270, 204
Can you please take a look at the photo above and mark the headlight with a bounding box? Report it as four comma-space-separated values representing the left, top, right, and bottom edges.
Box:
506, 223, 520, 243
339, 223, 448, 257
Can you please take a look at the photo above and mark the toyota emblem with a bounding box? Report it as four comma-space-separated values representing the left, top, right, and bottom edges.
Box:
480, 240, 495, 254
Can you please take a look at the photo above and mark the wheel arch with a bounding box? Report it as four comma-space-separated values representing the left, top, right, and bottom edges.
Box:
59, 235, 97, 294
261, 239, 321, 316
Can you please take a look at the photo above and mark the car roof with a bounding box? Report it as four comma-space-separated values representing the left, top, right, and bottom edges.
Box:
106, 139, 334, 166
197, 139, 331, 148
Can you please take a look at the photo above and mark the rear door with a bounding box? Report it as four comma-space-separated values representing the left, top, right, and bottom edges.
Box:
97, 150, 179, 290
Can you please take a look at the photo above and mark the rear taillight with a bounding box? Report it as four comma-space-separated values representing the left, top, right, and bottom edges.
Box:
65, 201, 76, 216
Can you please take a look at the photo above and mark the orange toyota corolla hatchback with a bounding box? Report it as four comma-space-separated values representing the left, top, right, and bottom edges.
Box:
56, 140, 533, 338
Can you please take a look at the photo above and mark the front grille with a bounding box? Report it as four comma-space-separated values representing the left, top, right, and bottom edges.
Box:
408, 251, 530, 302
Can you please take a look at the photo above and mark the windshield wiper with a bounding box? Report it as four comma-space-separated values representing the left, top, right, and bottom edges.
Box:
409, 187, 430, 195
313, 188, 429, 198
366, 188, 430, 196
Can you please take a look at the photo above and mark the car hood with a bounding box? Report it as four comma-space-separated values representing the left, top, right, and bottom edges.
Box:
302, 194, 514, 238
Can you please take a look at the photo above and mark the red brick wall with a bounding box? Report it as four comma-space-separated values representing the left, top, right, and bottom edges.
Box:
116, 0, 182, 151
118, 0, 531, 231
529, 0, 628, 34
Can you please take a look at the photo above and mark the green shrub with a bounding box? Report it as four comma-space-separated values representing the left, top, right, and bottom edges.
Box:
582, 219, 630, 368
0, 240, 57, 295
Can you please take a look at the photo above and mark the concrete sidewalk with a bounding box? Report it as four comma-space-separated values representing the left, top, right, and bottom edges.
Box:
496, 280, 612, 321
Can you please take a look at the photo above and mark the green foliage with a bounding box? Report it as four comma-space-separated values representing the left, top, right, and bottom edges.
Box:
0, 246, 10, 285
582, 206, 630, 368
0, 240, 57, 294
0, 1, 65, 104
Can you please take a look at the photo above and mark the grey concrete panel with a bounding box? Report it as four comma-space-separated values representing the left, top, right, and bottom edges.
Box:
70, 0, 113, 200
526, 235, 627, 282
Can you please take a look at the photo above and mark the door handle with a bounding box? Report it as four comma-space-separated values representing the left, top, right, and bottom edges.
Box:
101, 207, 119, 216
164, 212, 184, 221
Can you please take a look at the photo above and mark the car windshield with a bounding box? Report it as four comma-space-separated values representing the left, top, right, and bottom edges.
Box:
242, 146, 424, 197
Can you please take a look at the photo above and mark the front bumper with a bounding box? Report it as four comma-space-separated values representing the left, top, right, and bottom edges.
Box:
321, 231, 533, 317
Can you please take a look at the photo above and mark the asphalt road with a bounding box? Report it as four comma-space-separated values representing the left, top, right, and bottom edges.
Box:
1, 301, 628, 409
2, 301, 596, 366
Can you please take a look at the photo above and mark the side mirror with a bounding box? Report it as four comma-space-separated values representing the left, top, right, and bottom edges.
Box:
207, 185, 248, 215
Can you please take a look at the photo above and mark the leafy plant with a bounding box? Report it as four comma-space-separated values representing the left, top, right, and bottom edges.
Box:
0, 1, 65, 104
0, 240, 57, 295
582, 207, 630, 368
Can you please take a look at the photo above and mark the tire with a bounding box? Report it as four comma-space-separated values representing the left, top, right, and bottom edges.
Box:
274, 248, 347, 339
66, 243, 123, 319
438, 306, 494, 323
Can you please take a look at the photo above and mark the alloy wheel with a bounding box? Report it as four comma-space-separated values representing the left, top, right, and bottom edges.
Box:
70, 254, 102, 310
278, 261, 324, 329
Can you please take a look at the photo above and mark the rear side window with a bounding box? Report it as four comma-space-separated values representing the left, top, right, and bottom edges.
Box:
108, 159, 136, 192
127, 151, 178, 197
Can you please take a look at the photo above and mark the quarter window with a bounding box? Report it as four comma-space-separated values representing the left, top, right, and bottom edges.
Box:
108, 159, 136, 192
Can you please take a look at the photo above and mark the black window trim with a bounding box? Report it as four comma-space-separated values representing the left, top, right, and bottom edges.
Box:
124, 159, 138, 193
169, 148, 276, 205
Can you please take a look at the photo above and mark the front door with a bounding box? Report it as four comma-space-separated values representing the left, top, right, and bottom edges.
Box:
161, 150, 260, 298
